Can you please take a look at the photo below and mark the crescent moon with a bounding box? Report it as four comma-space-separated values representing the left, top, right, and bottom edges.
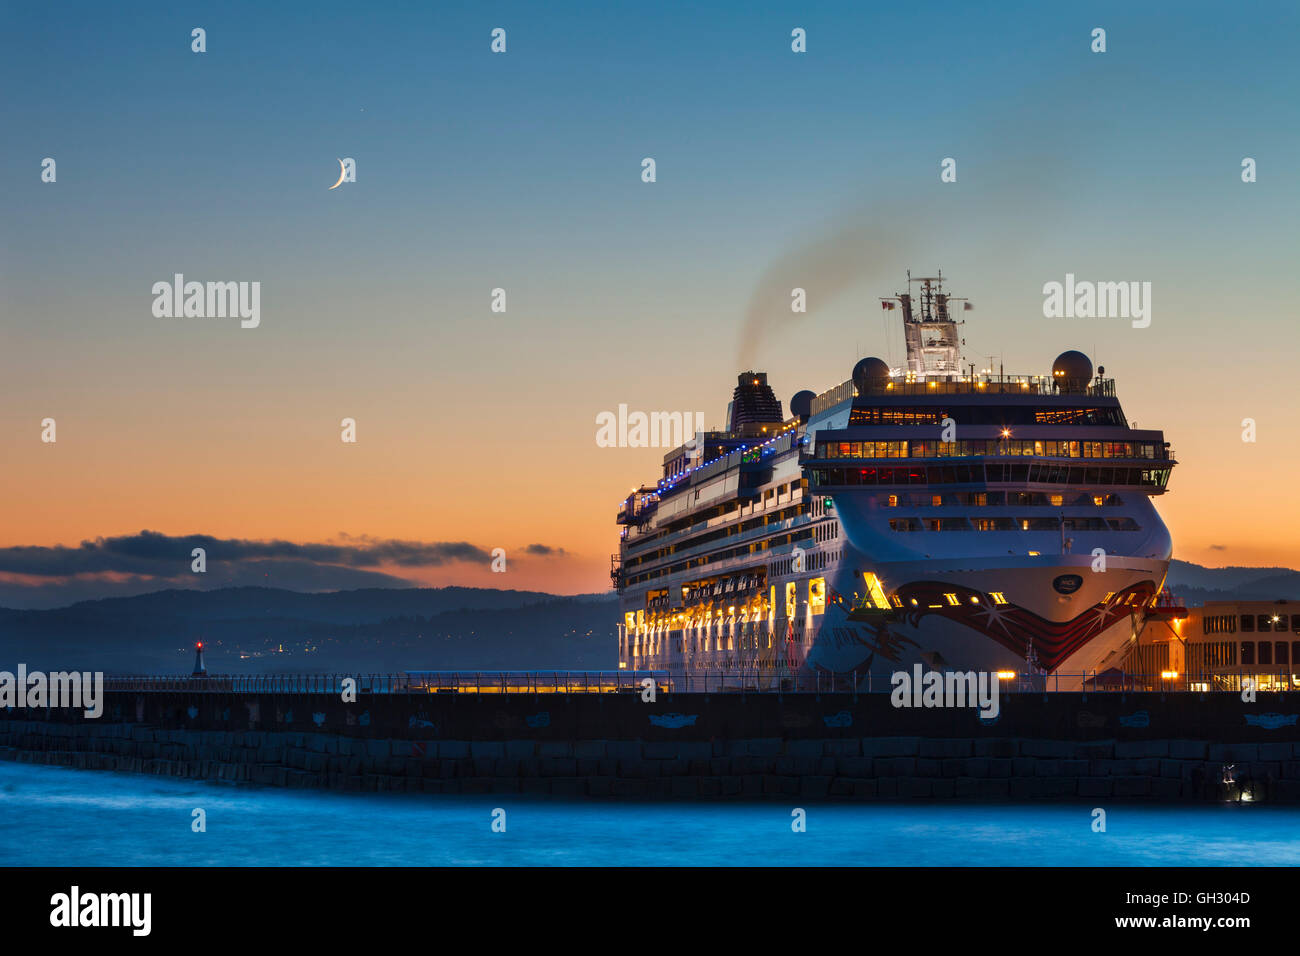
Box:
328, 159, 346, 190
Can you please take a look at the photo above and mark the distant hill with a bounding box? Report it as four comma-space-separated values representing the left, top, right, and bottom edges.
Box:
2, 563, 1298, 676
1166, 560, 1300, 606
0, 586, 619, 675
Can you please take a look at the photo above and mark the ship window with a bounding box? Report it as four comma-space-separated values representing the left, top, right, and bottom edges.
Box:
1277, 642, 1289, 666
990, 592, 1008, 605
943, 593, 960, 606
1259, 641, 1273, 666
809, 578, 826, 612
1241, 641, 1255, 665
1258, 615, 1272, 632
887, 494, 899, 507
1020, 517, 1060, 531
1275, 615, 1289, 632
1240, 615, 1255, 632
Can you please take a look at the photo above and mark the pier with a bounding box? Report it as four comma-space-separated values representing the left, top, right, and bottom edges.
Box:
1, 679, 1297, 802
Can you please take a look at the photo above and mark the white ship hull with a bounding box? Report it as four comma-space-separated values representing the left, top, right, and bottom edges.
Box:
803, 553, 1167, 691
613, 274, 1177, 691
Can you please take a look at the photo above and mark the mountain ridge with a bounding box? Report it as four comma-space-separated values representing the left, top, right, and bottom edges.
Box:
1, 563, 1297, 675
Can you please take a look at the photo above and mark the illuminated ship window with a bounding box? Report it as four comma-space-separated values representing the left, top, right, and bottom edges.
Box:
890, 595, 904, 608
944, 593, 960, 606
862, 572, 890, 610
910, 598, 919, 606
1102, 592, 1115, 604
887, 495, 899, 507
1049, 494, 1063, 507
1093, 495, 1105, 506
809, 578, 826, 612
990, 592, 1008, 605
969, 596, 980, 604
785, 581, 797, 618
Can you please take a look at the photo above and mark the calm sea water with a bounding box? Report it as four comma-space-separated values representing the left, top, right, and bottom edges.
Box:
1, 762, 1296, 866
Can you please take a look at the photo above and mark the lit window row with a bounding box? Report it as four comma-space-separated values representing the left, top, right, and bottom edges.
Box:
818, 439, 1168, 461
888, 516, 1139, 532
810, 464, 1171, 489
884, 492, 1123, 508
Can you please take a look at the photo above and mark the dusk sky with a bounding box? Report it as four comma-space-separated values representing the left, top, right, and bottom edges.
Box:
2, 1, 1297, 607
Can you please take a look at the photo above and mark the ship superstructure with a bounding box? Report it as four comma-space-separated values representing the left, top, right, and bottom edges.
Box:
612, 273, 1176, 691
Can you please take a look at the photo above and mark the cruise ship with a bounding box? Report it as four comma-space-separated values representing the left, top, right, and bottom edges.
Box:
612, 273, 1177, 691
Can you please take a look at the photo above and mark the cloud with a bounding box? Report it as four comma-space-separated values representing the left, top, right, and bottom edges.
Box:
522, 543, 568, 557
0, 532, 571, 608
0, 531, 521, 578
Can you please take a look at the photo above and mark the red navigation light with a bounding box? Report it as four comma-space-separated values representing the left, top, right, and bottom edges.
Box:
197, 641, 203, 649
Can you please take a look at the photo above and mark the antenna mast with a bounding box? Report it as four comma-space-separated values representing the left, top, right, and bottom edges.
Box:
880, 270, 966, 378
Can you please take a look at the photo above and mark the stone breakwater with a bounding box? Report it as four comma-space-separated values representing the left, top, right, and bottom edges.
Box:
3, 720, 1300, 801
1, 690, 1297, 800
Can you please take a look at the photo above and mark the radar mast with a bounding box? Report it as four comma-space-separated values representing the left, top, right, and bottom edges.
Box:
880, 270, 967, 378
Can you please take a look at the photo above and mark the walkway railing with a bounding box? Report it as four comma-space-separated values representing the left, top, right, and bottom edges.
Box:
100, 671, 672, 695
98, 670, 1300, 695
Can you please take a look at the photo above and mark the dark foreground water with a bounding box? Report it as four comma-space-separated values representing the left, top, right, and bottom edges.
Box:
1, 762, 1296, 866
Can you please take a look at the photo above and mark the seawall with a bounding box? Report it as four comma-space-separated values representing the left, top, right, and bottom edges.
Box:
2, 690, 1298, 800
